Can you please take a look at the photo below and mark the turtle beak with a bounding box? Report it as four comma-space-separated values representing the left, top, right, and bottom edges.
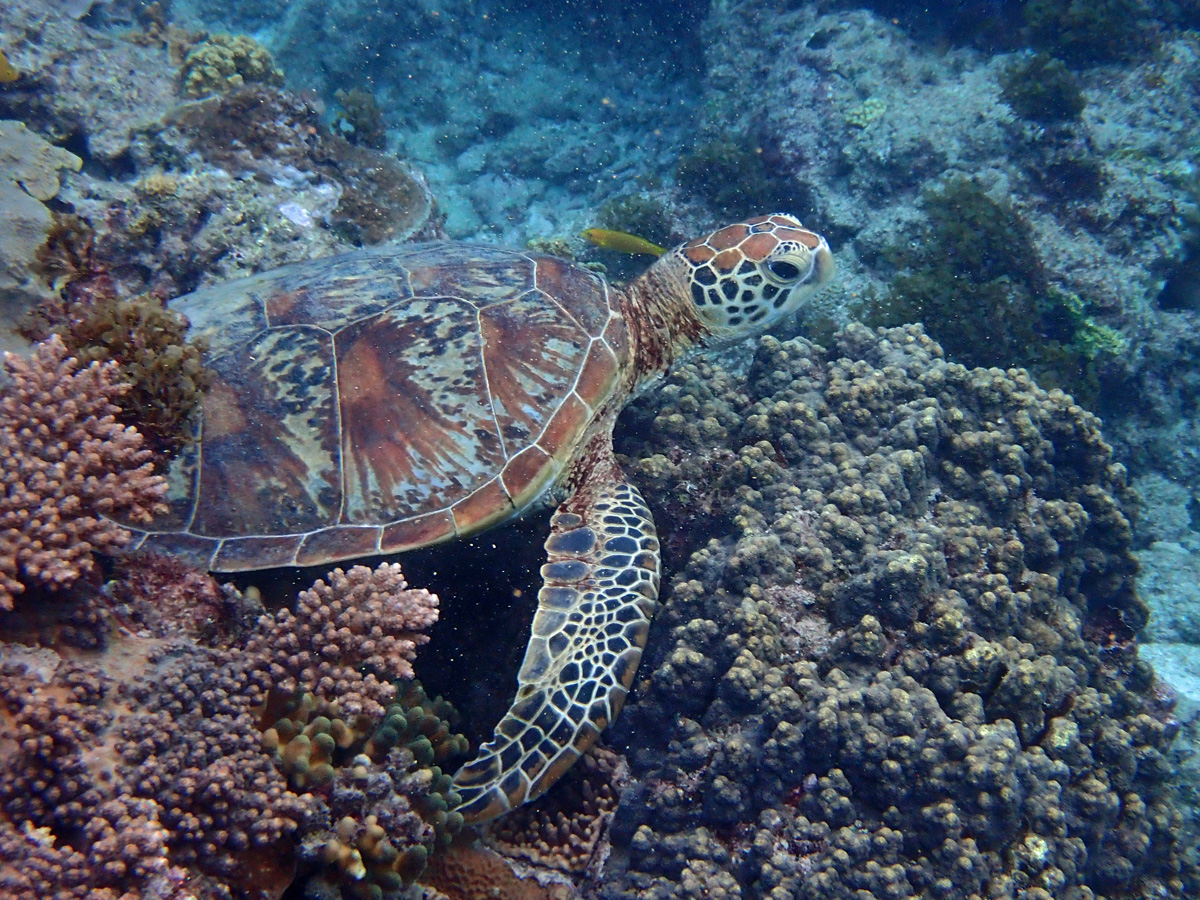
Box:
806, 235, 835, 288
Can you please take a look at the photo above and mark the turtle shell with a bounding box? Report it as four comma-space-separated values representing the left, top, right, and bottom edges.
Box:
134, 243, 631, 571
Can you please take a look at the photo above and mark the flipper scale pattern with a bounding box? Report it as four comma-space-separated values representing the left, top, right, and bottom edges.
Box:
452, 479, 660, 823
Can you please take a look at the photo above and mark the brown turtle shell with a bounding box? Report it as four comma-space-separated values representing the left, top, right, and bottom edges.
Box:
134, 243, 630, 571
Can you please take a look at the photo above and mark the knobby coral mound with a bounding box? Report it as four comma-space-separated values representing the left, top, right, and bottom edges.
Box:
179, 32, 284, 97
0, 562, 457, 900
0, 335, 167, 610
611, 323, 1195, 899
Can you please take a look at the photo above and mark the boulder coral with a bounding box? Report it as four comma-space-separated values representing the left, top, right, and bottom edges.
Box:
608, 324, 1194, 899
179, 33, 284, 97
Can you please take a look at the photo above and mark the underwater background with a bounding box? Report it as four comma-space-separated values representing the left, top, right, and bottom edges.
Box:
1, 0, 1200, 898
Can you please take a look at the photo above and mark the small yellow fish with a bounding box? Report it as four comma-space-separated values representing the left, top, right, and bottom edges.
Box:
0, 51, 18, 84
582, 228, 666, 257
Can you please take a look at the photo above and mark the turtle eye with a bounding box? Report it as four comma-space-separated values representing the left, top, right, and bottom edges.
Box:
768, 260, 802, 281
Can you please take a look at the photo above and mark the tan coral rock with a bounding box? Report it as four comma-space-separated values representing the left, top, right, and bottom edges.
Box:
0, 120, 82, 202
0, 121, 82, 353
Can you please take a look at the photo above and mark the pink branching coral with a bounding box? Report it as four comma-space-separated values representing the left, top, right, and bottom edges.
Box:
0, 645, 311, 899
0, 336, 167, 609
0, 560, 449, 899
250, 563, 440, 717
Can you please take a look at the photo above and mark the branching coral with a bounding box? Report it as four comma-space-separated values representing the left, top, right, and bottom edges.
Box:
0, 643, 309, 898
249, 563, 440, 718
0, 336, 167, 609
249, 564, 461, 895
0, 559, 455, 899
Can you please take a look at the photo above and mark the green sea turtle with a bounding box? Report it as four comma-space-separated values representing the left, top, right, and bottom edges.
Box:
130, 214, 834, 822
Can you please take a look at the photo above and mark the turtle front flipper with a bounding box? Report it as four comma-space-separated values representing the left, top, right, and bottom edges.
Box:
452, 473, 660, 823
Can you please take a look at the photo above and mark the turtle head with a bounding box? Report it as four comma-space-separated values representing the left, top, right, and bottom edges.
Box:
668, 213, 834, 341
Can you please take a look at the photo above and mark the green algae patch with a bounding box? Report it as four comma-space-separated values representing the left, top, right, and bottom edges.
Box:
864, 175, 1117, 404
1000, 53, 1087, 123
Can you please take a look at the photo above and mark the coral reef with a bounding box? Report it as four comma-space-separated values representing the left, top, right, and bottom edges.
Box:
107, 551, 246, 643
249, 564, 440, 719
0, 561, 455, 899
179, 32, 284, 97
695, 1, 1198, 480
0, 336, 166, 610
158, 85, 437, 250
606, 324, 1195, 899
2, 3, 1199, 899
0, 4, 438, 308
0, 0, 180, 164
